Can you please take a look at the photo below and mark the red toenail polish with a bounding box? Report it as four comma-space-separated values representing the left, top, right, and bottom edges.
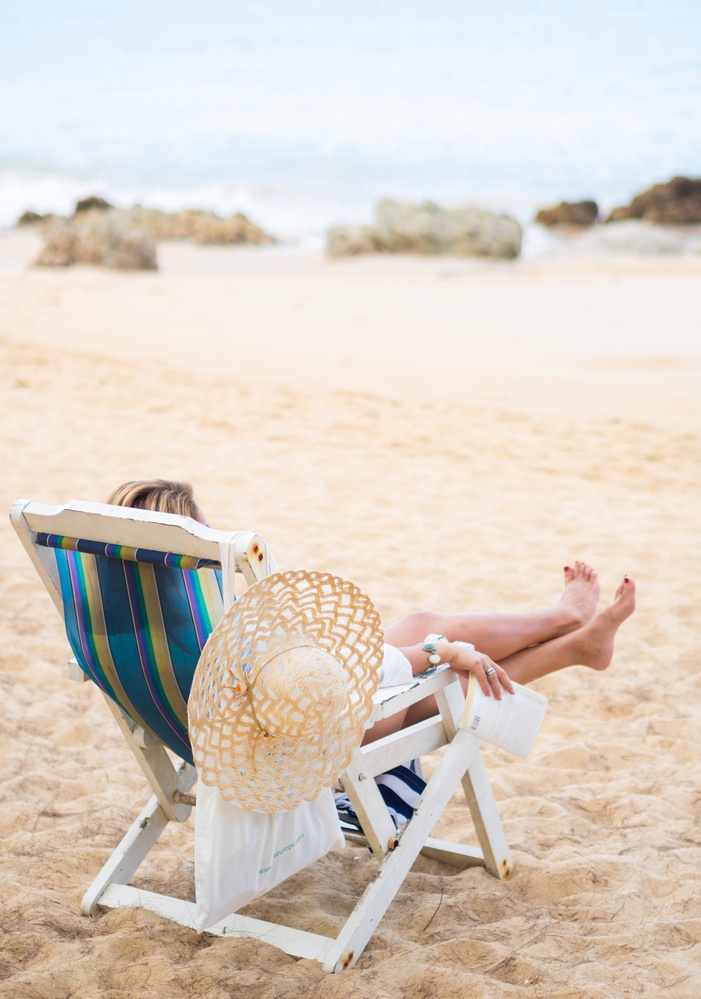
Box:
564, 566, 570, 571
624, 576, 629, 582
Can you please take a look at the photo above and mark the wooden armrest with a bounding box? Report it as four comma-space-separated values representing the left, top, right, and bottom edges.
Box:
369, 664, 457, 723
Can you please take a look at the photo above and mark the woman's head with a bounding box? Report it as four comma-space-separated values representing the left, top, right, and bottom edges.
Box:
107, 479, 206, 523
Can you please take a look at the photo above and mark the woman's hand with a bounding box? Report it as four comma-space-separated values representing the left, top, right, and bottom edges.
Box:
439, 640, 515, 700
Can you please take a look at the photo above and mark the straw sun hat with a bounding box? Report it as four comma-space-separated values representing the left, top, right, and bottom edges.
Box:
187, 569, 384, 812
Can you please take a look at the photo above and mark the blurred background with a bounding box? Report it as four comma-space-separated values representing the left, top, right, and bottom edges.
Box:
2, 0, 700, 244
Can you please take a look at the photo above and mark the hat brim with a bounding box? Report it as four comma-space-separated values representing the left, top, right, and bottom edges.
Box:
188, 569, 384, 811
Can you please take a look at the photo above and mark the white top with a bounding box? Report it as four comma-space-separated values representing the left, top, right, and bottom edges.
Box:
378, 644, 413, 687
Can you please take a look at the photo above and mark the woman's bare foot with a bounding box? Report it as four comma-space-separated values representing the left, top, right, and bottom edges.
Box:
557, 561, 601, 631
572, 577, 636, 671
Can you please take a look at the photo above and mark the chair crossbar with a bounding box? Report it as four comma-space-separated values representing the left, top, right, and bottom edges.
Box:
341, 831, 485, 869
99, 884, 335, 963
354, 716, 449, 779
35, 531, 219, 570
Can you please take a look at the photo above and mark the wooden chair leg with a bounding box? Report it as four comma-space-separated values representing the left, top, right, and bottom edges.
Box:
435, 682, 513, 879
104, 695, 196, 822
322, 728, 482, 972
82, 794, 170, 915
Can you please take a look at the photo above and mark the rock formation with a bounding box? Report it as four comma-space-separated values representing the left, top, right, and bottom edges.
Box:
123, 207, 274, 245
375, 199, 521, 258
607, 176, 701, 224
326, 225, 390, 257
550, 220, 701, 256
29, 201, 275, 269
327, 198, 522, 259
17, 210, 47, 226
35, 214, 158, 270
74, 196, 114, 215
535, 200, 599, 226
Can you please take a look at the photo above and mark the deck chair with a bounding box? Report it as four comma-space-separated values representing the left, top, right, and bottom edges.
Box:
11, 498, 513, 973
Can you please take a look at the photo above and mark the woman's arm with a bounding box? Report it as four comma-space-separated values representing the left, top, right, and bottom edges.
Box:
395, 638, 515, 700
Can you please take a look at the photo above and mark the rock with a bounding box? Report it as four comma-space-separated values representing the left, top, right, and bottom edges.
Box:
124, 207, 275, 245
34, 221, 77, 266
74, 195, 114, 215
373, 198, 522, 258
16, 211, 63, 229
187, 210, 274, 246
535, 200, 599, 226
326, 225, 389, 257
34, 213, 158, 270
31, 202, 275, 268
16, 210, 46, 226
17, 202, 274, 247
607, 176, 701, 224
557, 220, 701, 256
85, 217, 157, 270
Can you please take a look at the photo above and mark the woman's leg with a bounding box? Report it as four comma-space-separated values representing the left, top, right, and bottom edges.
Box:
383, 563, 600, 662
497, 576, 635, 684
398, 577, 636, 730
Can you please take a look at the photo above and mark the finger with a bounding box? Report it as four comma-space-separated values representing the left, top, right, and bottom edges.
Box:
476, 666, 493, 697
484, 665, 502, 701
497, 665, 515, 695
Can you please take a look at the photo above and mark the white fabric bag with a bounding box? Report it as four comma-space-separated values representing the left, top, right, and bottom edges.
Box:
195, 780, 344, 931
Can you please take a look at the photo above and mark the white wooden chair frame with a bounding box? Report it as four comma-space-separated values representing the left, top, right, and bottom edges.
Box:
11, 498, 512, 973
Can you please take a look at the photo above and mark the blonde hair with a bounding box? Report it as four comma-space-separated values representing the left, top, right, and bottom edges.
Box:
107, 479, 200, 520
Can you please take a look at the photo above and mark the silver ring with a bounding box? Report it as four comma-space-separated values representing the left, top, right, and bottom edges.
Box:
485, 667, 496, 677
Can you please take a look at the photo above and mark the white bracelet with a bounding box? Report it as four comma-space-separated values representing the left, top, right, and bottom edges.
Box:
453, 640, 475, 654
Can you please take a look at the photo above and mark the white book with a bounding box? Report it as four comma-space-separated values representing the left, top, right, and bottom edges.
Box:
459, 677, 547, 760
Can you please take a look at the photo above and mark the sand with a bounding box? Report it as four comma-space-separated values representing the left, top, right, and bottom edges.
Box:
1, 234, 700, 998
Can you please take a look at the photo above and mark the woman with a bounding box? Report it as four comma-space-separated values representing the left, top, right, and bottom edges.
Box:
106, 477, 636, 734
107, 478, 636, 826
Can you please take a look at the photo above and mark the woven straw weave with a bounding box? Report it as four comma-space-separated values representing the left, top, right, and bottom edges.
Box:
187, 569, 383, 811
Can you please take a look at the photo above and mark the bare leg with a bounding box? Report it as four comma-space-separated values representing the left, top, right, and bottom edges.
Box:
376, 577, 636, 737
383, 562, 600, 662
499, 577, 636, 684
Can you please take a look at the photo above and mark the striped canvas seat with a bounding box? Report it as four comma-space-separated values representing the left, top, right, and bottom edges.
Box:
38, 532, 224, 764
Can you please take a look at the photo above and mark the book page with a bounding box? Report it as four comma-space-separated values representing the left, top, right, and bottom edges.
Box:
459, 678, 547, 759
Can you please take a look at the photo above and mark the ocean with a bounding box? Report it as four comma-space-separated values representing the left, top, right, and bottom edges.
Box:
1, 0, 700, 244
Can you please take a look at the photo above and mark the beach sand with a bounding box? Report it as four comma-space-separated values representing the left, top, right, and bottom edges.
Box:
1, 236, 700, 997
